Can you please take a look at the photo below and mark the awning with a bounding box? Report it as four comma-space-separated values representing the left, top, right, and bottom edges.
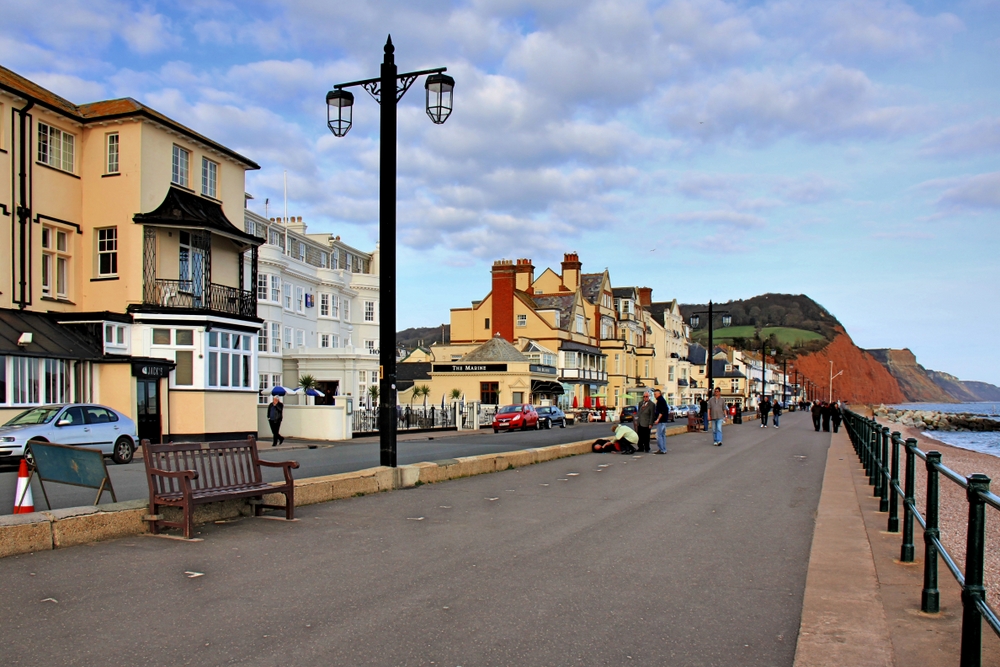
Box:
134, 186, 263, 247
531, 380, 564, 395
559, 340, 605, 356
0, 309, 103, 360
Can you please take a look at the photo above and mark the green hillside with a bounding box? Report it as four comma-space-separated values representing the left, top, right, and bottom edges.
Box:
691, 325, 824, 346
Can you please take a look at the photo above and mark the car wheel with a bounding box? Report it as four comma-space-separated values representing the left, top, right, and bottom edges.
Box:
560, 420, 566, 428
494, 428, 499, 433
24, 438, 47, 465
112, 436, 135, 464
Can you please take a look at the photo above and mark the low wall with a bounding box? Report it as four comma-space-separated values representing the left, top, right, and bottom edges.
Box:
0, 439, 592, 559
257, 403, 350, 441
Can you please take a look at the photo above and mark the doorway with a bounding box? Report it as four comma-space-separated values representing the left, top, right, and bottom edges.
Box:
136, 379, 162, 444
316, 380, 340, 405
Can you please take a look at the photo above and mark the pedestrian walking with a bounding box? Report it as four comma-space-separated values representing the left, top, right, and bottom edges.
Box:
772, 400, 782, 428
708, 387, 728, 446
699, 397, 709, 432
267, 395, 285, 446
759, 396, 771, 428
831, 404, 843, 433
635, 390, 655, 452
652, 388, 670, 454
811, 401, 822, 432
821, 402, 832, 432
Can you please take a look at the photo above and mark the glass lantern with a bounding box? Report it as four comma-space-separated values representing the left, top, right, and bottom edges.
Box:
326, 89, 354, 137
425, 73, 455, 124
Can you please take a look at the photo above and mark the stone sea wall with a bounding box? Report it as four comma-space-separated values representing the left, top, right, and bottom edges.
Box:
873, 405, 1000, 432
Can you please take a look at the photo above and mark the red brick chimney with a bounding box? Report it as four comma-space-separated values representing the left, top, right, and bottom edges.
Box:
561, 252, 582, 292
637, 287, 652, 307
491, 260, 516, 342
514, 258, 535, 294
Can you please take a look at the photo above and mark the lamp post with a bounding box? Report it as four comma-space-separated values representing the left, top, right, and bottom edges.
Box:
327, 36, 455, 467
829, 360, 843, 403
688, 301, 731, 395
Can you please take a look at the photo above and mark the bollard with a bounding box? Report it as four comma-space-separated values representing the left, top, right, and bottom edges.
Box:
888, 432, 901, 532
921, 451, 942, 613
901, 439, 917, 563
960, 474, 990, 667
879, 427, 890, 511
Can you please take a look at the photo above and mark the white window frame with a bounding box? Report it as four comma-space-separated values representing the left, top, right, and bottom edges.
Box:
342, 299, 350, 322
37, 122, 74, 172
206, 331, 253, 390
41, 225, 71, 299
330, 295, 340, 319
284, 326, 293, 349
106, 132, 119, 174
320, 334, 331, 348
295, 286, 305, 314
283, 283, 292, 310
259, 323, 269, 352
319, 293, 330, 318
331, 335, 340, 349
257, 272, 269, 301
201, 157, 218, 198
171, 145, 190, 187
96, 227, 118, 277
270, 275, 281, 302
364, 300, 376, 323
270, 322, 281, 353
516, 314, 527, 328
295, 329, 305, 348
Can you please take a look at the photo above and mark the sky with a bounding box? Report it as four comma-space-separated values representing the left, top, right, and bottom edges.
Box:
3, 0, 999, 384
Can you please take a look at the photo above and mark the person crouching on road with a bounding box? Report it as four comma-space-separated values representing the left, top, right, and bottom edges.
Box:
652, 388, 670, 454
708, 387, 728, 447
611, 422, 639, 455
635, 390, 656, 452
267, 395, 285, 447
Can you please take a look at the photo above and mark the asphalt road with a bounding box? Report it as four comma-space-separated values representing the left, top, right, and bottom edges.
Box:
0, 422, 615, 514
1, 414, 829, 666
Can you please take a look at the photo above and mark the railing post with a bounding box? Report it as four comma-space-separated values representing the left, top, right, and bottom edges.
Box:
922, 451, 941, 613
879, 427, 890, 511
901, 438, 917, 563
960, 473, 990, 667
888, 432, 901, 532
869, 420, 879, 488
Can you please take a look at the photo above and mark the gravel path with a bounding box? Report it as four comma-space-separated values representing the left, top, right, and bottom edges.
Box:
875, 419, 1000, 612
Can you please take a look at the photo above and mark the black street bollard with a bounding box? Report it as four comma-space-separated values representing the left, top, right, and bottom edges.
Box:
888, 432, 901, 532
960, 473, 990, 667
901, 439, 917, 563
879, 427, 890, 511
922, 451, 942, 613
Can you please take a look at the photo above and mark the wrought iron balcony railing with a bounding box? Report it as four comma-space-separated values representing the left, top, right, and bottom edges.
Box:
143, 279, 257, 319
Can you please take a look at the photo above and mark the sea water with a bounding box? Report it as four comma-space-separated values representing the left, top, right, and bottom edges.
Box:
890, 402, 1000, 458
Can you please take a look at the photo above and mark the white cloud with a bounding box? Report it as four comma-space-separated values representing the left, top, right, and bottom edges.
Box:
924, 172, 1000, 211
121, 10, 181, 54
771, 174, 844, 204
918, 117, 1000, 158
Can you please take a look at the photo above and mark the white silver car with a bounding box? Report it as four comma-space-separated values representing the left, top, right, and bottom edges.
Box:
0, 404, 139, 465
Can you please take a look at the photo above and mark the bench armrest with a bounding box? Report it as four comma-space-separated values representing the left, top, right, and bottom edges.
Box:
258, 458, 299, 485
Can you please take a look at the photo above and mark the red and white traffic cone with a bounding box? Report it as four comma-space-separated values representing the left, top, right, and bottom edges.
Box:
13, 458, 34, 514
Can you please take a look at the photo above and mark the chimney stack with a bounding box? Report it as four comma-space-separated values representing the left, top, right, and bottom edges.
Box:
637, 287, 652, 307
514, 258, 535, 294
561, 252, 582, 292
491, 260, 517, 342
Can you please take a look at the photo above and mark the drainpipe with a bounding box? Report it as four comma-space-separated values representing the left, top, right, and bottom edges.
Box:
15, 98, 35, 309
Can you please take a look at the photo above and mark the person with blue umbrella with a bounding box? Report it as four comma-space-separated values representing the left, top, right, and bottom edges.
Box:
267, 386, 286, 446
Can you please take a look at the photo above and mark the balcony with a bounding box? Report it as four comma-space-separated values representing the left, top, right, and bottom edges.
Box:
143, 279, 257, 319
560, 368, 608, 384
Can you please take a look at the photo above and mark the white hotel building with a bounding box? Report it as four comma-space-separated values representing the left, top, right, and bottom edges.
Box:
244, 209, 379, 406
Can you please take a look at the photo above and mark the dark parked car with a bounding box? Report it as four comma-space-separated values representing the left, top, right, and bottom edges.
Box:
619, 405, 638, 423
536, 406, 567, 429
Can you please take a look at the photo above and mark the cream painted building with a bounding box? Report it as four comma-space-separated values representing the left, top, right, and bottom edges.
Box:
0, 65, 263, 444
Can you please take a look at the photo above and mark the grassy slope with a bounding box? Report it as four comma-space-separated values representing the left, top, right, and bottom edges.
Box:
692, 326, 825, 345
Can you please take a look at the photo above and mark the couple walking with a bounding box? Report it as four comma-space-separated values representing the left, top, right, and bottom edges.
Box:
632, 388, 671, 454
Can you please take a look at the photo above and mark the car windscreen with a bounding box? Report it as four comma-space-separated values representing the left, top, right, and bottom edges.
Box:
498, 405, 523, 414
5, 407, 61, 426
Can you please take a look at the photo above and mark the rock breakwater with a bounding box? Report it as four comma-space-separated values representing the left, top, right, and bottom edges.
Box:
873, 406, 1000, 432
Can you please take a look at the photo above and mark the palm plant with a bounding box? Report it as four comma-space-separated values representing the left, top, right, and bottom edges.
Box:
298, 374, 318, 391
416, 384, 431, 406
450, 388, 461, 401
367, 384, 379, 407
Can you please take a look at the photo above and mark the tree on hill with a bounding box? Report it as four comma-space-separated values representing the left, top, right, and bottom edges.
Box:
681, 294, 840, 343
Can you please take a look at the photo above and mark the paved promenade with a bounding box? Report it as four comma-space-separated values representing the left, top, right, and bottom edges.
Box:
2, 414, 828, 666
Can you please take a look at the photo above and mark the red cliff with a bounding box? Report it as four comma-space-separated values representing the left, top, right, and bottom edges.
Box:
791, 328, 905, 404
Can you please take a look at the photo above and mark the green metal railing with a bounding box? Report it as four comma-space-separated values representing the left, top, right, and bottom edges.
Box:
843, 409, 1000, 667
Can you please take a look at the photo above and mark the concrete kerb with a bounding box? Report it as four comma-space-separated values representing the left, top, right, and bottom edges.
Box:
0, 418, 751, 559
0, 438, 595, 558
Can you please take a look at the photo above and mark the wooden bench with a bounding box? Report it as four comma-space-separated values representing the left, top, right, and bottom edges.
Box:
141, 436, 299, 539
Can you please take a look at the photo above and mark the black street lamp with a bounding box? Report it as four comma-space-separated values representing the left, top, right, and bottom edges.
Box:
327, 36, 455, 467
688, 301, 731, 395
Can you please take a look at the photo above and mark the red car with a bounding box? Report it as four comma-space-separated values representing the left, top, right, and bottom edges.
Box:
492, 404, 539, 432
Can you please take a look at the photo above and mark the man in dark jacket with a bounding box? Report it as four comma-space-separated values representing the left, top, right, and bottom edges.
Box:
772, 400, 782, 428
811, 402, 822, 431
699, 397, 709, 432
821, 402, 832, 432
652, 388, 670, 454
267, 395, 285, 446
759, 396, 771, 428
635, 390, 656, 452
831, 402, 843, 433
